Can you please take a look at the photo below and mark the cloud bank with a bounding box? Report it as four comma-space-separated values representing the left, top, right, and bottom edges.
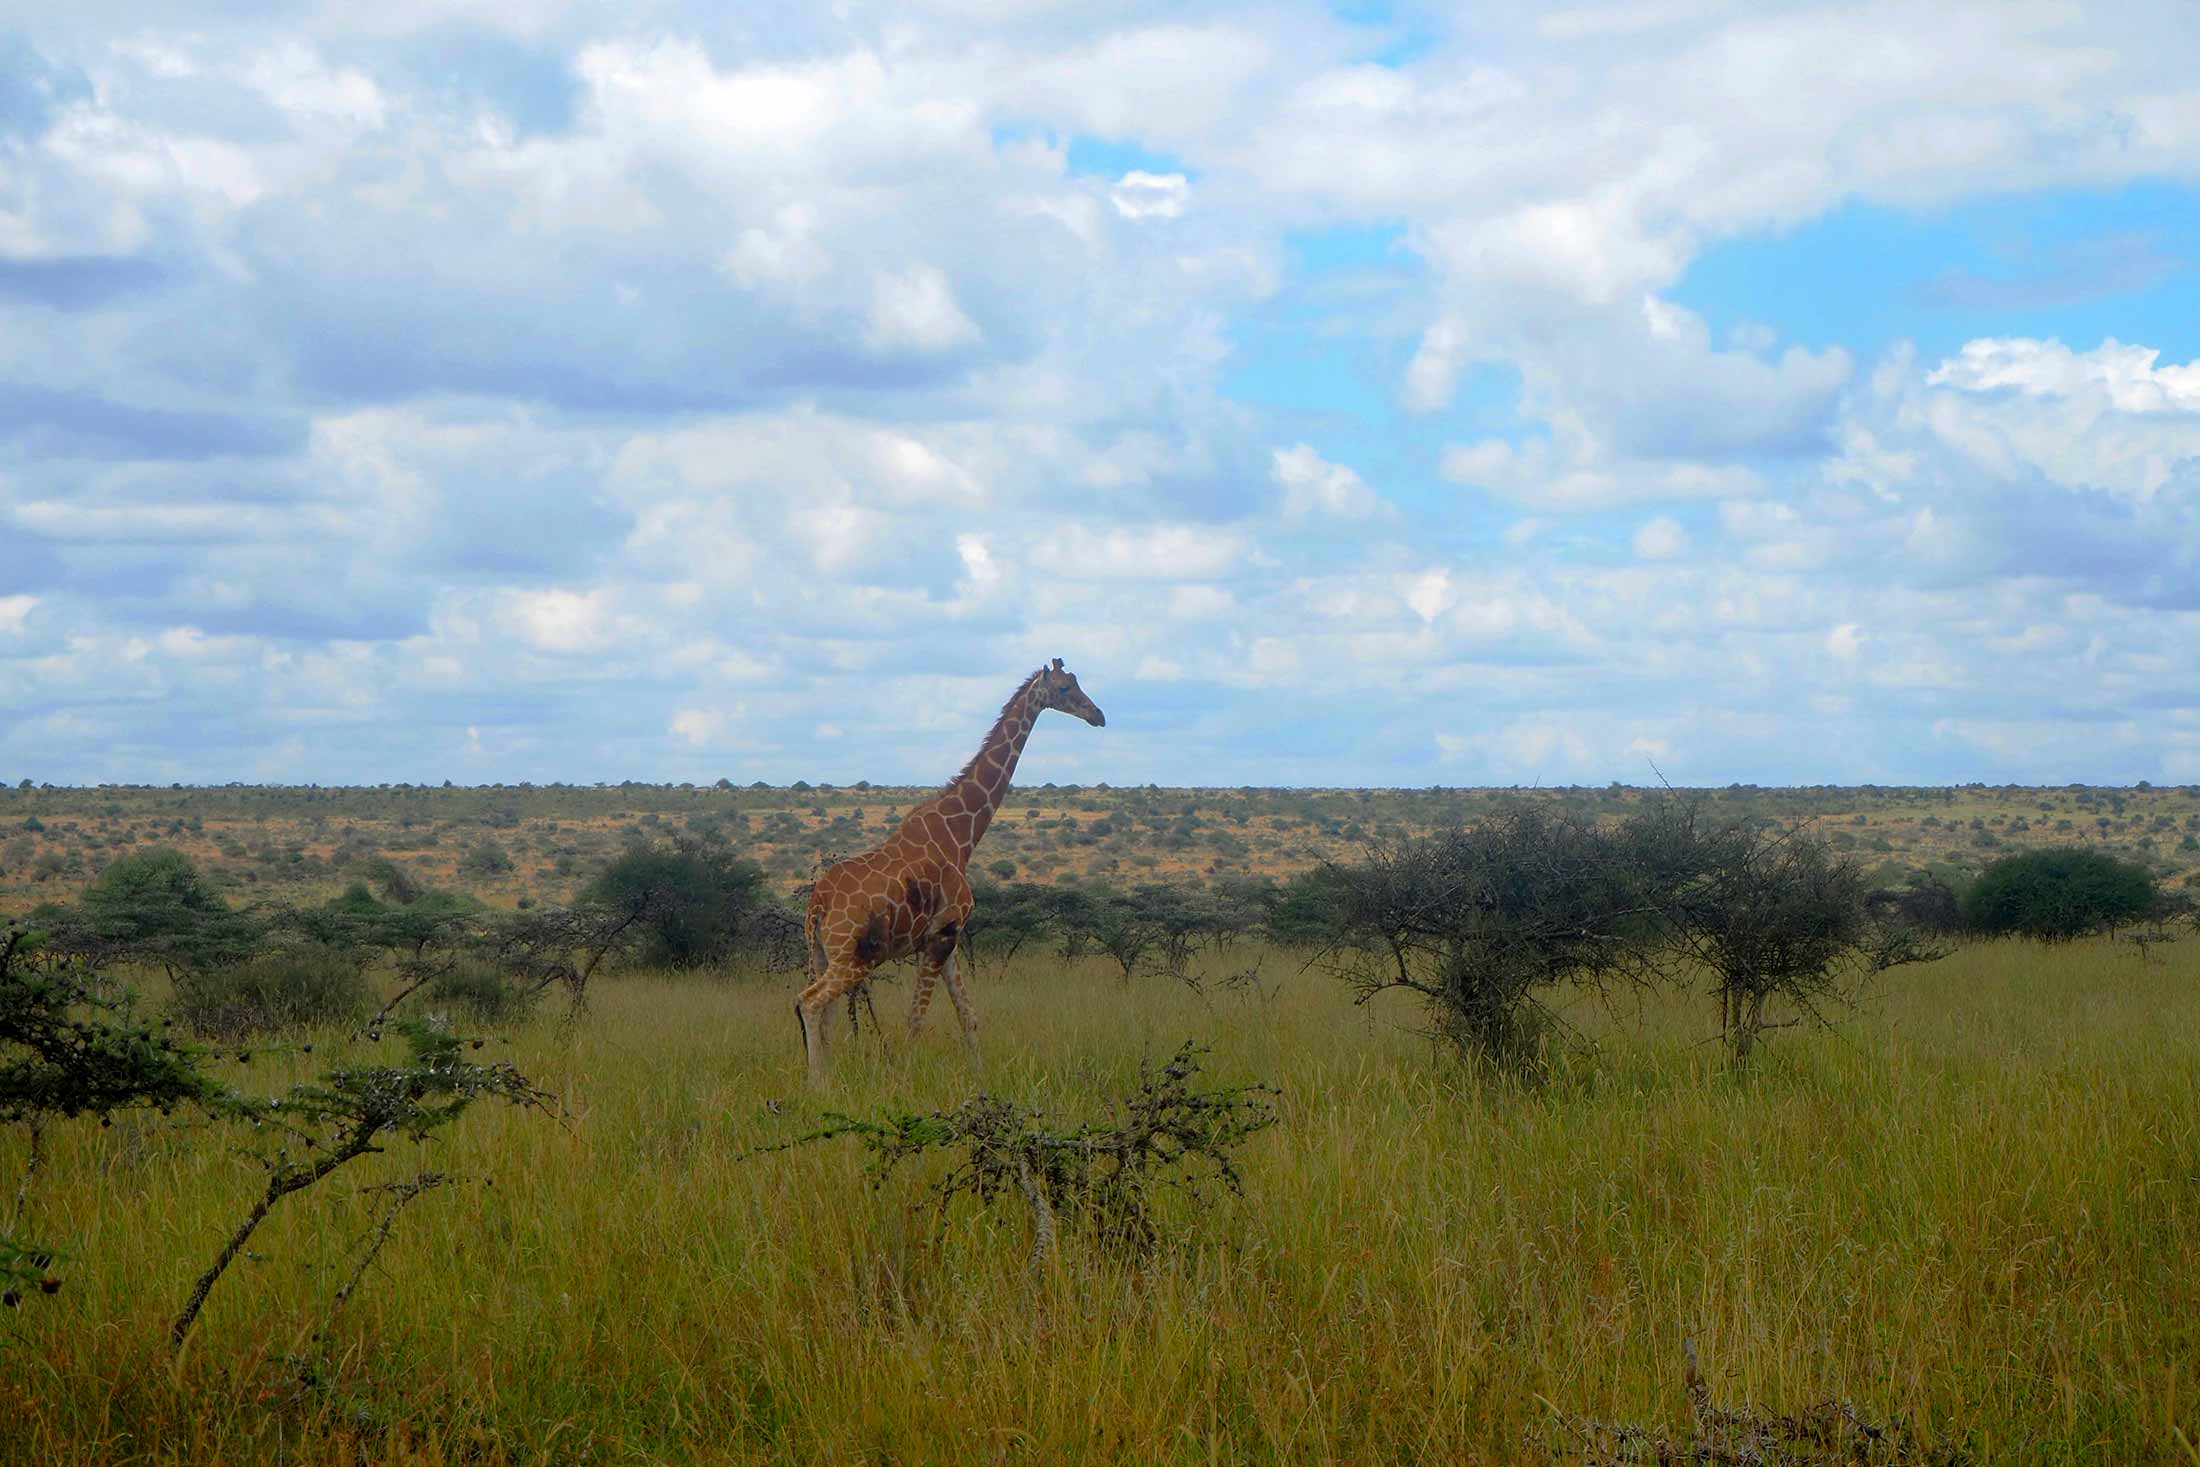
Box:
3, 2, 2199, 786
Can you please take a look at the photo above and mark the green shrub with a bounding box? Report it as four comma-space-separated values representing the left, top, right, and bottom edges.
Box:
80, 848, 257, 975
582, 835, 776, 969
1963, 848, 2156, 941
170, 944, 373, 1039
459, 841, 515, 879
425, 962, 537, 1026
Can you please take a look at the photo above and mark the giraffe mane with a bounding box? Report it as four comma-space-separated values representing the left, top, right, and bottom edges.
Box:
939, 665, 1048, 792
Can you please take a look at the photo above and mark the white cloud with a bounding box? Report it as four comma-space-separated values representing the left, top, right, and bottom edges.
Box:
867, 264, 980, 354
1928, 337, 2200, 411
241, 42, 387, 134
722, 202, 830, 290
1168, 585, 1235, 619
1495, 719, 1594, 772
1402, 318, 1466, 413
1110, 170, 1189, 220
1441, 433, 1759, 511
500, 588, 618, 654
956, 533, 1002, 593
1032, 524, 1246, 580
1916, 337, 2200, 500
1826, 623, 1864, 661
1003, 24, 1275, 140
1403, 567, 1454, 624
1272, 443, 1380, 518
670, 709, 726, 746
156, 627, 251, 659
0, 596, 36, 634
1633, 516, 1688, 559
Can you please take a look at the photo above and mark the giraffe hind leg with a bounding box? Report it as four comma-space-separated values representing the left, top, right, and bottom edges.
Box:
907, 963, 941, 1039
937, 948, 981, 1067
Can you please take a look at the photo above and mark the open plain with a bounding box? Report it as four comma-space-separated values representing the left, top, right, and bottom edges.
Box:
2, 909, 2196, 1462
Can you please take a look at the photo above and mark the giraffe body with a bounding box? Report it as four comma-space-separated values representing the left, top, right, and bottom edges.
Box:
797, 660, 1104, 1084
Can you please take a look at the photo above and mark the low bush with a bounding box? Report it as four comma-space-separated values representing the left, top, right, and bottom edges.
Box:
170, 944, 374, 1039
424, 961, 538, 1026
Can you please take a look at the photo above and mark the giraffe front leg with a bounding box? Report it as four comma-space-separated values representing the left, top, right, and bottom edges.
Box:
797, 962, 866, 1087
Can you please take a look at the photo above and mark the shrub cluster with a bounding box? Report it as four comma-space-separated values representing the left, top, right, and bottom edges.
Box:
1962, 848, 2157, 941
1322, 800, 1946, 1073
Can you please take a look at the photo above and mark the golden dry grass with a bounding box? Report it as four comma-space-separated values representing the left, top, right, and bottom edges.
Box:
3, 935, 2198, 1463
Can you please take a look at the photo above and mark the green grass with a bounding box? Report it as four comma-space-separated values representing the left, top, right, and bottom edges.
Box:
4, 938, 2198, 1462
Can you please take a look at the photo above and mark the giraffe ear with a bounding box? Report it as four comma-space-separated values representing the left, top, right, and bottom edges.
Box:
1052, 657, 1064, 672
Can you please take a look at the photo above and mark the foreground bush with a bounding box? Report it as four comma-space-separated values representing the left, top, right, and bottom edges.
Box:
1963, 848, 2156, 941
3, 919, 213, 1301
762, 1041, 1276, 1271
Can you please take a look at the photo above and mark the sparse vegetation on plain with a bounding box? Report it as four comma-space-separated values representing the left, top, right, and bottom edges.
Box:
6, 779, 2198, 914
3, 782, 2198, 1460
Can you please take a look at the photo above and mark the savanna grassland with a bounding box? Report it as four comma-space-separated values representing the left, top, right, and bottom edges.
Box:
5, 780, 2199, 913
3, 935, 2198, 1463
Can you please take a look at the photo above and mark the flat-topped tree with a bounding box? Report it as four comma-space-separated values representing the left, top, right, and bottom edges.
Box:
797, 660, 1105, 1085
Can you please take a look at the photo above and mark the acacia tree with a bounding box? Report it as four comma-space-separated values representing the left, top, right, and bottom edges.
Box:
1327, 800, 1942, 1074
1600, 802, 1946, 1067
171, 1018, 553, 1347
961, 879, 1071, 970
1327, 804, 1663, 1077
74, 848, 259, 980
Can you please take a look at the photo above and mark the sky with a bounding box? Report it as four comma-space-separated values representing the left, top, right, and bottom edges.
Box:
2, 1, 2198, 790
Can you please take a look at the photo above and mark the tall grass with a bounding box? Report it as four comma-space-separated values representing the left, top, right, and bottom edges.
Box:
3, 937, 2196, 1462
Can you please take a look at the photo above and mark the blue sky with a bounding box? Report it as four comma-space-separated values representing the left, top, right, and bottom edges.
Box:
2, 1, 2198, 788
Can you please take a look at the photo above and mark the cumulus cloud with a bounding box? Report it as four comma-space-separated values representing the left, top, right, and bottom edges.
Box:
1271, 443, 1379, 518
1916, 337, 2200, 500
866, 264, 981, 354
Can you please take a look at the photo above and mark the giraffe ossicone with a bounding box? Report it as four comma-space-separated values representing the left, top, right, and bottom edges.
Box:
796, 660, 1106, 1085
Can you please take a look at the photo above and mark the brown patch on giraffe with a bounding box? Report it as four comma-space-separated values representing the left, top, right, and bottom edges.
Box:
854, 912, 891, 965
905, 878, 936, 920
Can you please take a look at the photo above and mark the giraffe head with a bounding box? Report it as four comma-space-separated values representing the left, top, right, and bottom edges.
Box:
1035, 657, 1106, 727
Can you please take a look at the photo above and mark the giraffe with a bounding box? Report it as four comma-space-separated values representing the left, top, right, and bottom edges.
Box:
796, 658, 1105, 1085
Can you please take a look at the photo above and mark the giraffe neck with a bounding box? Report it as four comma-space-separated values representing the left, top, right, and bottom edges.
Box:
938, 684, 1042, 868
